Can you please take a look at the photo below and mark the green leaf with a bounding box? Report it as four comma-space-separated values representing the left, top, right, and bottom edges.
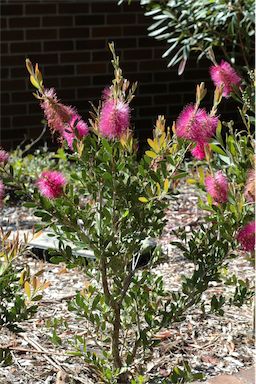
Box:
145, 150, 157, 159
138, 197, 148, 203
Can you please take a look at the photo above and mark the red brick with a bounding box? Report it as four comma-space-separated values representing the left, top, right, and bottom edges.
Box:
61, 76, 91, 88
3, 128, 27, 140
26, 53, 59, 65
26, 29, 57, 40
92, 75, 112, 86
92, 51, 110, 62
139, 60, 165, 71
1, 117, 11, 130
9, 17, 40, 28
154, 94, 182, 105
1, 68, 9, 79
138, 37, 164, 48
137, 13, 150, 25
1, 4, 23, 16
26, 4, 56, 14
1, 93, 10, 104
92, 26, 122, 38
57, 89, 76, 101
140, 83, 167, 94
58, 3, 89, 14
0, 44, 8, 54
0, 18, 7, 29
128, 72, 152, 83
10, 42, 40, 53
107, 14, 136, 25
76, 39, 105, 51
154, 71, 177, 82
119, 62, 138, 72
140, 106, 167, 116
133, 96, 152, 107
111, 37, 137, 48
60, 52, 90, 63
91, 4, 119, 13
77, 87, 101, 99
75, 15, 105, 26
2, 104, 27, 115
1, 30, 24, 41
121, 2, 141, 12
77, 63, 106, 75
2, 79, 25, 91
123, 25, 146, 36
12, 91, 35, 103
124, 49, 152, 61
44, 65, 74, 76
59, 27, 90, 39
42, 16, 73, 27
28, 103, 41, 114
13, 115, 41, 127
44, 40, 73, 52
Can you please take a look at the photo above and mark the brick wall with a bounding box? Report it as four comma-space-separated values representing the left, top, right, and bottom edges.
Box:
1, 0, 235, 149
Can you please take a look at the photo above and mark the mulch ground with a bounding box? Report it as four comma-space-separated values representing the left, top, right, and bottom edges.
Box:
0, 185, 254, 384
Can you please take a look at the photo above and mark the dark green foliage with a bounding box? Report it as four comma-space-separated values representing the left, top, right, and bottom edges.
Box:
119, 0, 254, 72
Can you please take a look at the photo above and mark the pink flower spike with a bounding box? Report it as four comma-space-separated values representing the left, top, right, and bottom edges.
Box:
244, 169, 255, 203
205, 170, 228, 203
210, 60, 241, 98
37, 170, 66, 199
0, 149, 9, 165
0, 180, 5, 207
102, 86, 112, 100
191, 142, 207, 160
237, 221, 255, 252
63, 113, 89, 149
176, 104, 218, 143
41, 88, 75, 134
99, 99, 130, 139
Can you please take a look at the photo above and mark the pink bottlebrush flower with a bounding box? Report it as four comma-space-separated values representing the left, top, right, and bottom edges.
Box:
176, 104, 218, 143
205, 170, 228, 203
210, 60, 241, 98
244, 169, 255, 203
37, 170, 66, 199
41, 88, 75, 134
102, 86, 112, 101
99, 99, 130, 139
0, 148, 9, 165
191, 142, 208, 160
237, 221, 255, 252
62, 113, 89, 149
0, 180, 4, 207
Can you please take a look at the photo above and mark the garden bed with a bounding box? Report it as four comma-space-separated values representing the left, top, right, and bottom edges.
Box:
0, 184, 254, 384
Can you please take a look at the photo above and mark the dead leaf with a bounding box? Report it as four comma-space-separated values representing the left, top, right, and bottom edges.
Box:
57, 267, 68, 275
201, 354, 220, 365
56, 370, 68, 384
227, 341, 235, 353
153, 330, 172, 340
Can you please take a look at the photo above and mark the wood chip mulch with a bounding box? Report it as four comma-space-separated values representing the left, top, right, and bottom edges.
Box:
0, 185, 254, 383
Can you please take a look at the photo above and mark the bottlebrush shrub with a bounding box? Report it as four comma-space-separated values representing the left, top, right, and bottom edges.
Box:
20, 45, 207, 382
1, 44, 254, 382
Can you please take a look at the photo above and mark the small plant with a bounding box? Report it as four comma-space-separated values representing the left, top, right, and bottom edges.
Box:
0, 230, 48, 332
